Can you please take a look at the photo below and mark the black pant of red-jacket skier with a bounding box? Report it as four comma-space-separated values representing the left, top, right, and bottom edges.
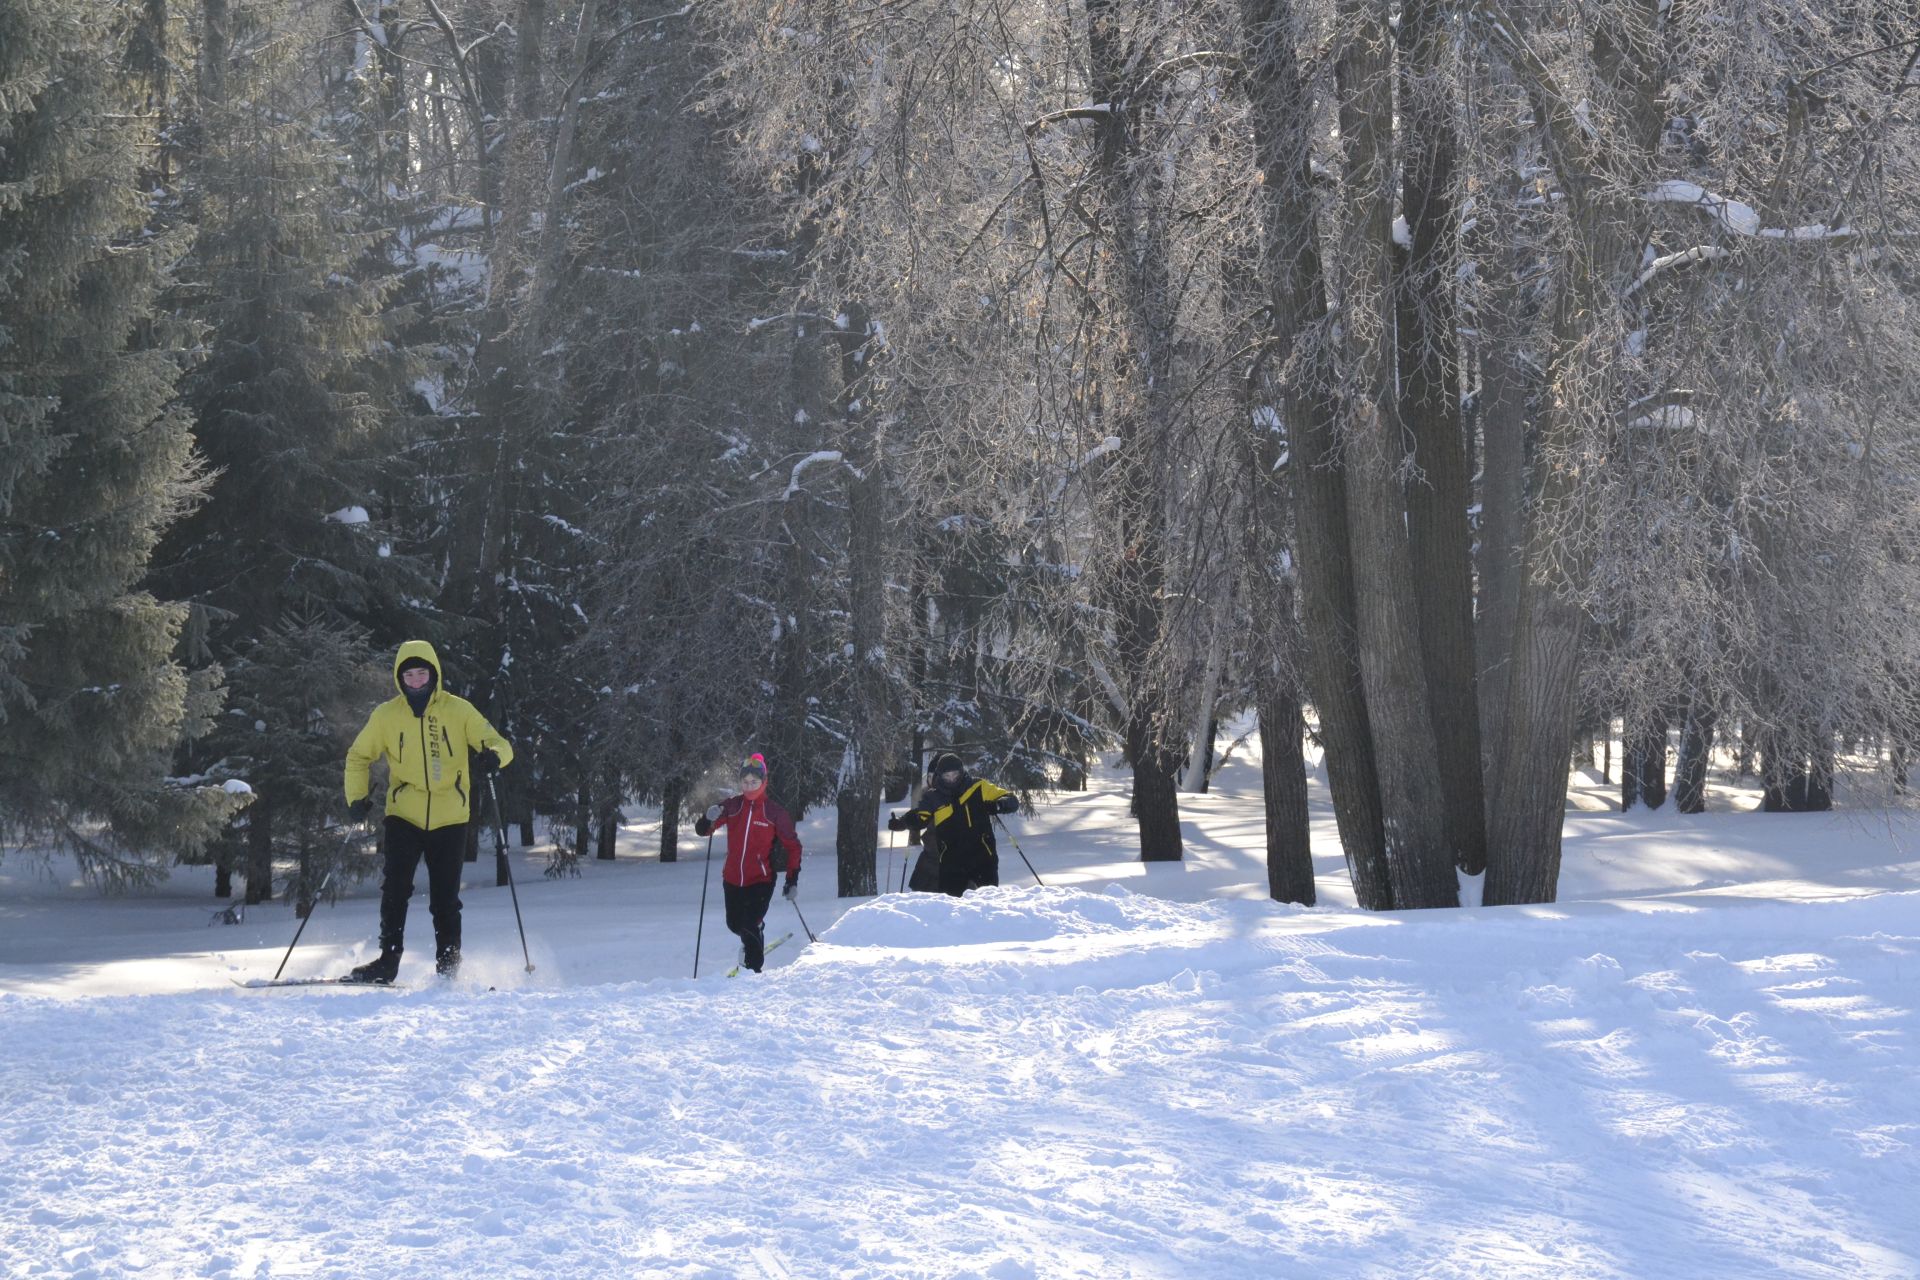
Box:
723, 881, 777, 971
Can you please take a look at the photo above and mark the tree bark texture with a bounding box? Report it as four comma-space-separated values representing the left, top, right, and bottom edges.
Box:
1622, 712, 1668, 811
1337, 0, 1457, 908
244, 792, 273, 905
1674, 704, 1715, 814
1088, 0, 1185, 861
834, 305, 886, 898
659, 778, 683, 862
1397, 0, 1488, 876
1240, 0, 1391, 906
1481, 0, 1670, 903
1258, 676, 1316, 905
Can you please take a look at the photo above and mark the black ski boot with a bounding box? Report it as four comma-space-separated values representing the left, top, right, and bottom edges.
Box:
435, 945, 461, 979
347, 950, 400, 985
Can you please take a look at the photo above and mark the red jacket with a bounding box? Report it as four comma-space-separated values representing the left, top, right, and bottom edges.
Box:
703, 793, 803, 887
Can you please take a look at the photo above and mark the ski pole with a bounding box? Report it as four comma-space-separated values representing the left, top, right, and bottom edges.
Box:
271, 824, 357, 980
897, 814, 912, 892
485, 774, 536, 973
993, 813, 1044, 886
693, 829, 715, 978
789, 892, 816, 943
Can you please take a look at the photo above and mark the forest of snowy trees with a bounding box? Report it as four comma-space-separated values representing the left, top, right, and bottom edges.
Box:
3, 0, 1918, 908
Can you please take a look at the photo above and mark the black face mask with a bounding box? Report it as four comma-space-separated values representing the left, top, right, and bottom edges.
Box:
399, 666, 436, 714
937, 769, 965, 792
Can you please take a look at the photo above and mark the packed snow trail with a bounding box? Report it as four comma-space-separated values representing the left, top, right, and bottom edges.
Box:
3, 886, 1915, 1279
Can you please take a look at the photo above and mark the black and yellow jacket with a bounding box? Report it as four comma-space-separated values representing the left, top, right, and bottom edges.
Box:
895, 776, 1019, 865
344, 640, 514, 830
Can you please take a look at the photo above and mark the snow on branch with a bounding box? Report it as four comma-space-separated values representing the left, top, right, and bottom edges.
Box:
1621, 244, 1730, 297
783, 450, 850, 501
1025, 52, 1239, 134
1618, 390, 1699, 430
1026, 103, 1112, 134
1640, 181, 1870, 242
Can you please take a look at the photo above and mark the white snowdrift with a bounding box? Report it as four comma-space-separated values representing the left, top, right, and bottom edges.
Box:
3, 882, 1915, 1279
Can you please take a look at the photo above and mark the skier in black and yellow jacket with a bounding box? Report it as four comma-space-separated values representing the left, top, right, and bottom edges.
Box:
342, 640, 514, 982
887, 750, 1019, 896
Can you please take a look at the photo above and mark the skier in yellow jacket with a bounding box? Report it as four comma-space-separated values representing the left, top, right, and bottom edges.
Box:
343, 640, 513, 982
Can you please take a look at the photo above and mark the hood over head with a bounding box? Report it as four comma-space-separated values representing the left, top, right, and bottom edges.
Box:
392, 640, 443, 700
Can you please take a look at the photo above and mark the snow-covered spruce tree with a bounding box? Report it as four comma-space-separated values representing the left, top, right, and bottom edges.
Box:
145, 0, 424, 902
0, 0, 245, 885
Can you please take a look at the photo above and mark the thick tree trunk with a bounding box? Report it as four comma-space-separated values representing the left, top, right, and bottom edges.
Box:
1240, 0, 1392, 907
244, 793, 273, 905
1484, 582, 1586, 902
659, 778, 683, 863
1480, 0, 1670, 903
1179, 627, 1225, 794
1761, 733, 1835, 812
1622, 712, 1669, 811
1129, 731, 1186, 860
1088, 0, 1185, 861
1258, 678, 1315, 905
1471, 75, 1536, 765
1337, 0, 1457, 908
596, 769, 619, 860
1674, 703, 1715, 814
834, 306, 886, 898
1397, 0, 1487, 877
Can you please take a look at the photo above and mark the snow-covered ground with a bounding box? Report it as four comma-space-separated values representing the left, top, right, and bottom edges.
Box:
3, 746, 1917, 1278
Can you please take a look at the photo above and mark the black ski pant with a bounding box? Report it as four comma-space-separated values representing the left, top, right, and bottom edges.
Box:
937, 844, 999, 897
378, 816, 465, 964
722, 880, 777, 971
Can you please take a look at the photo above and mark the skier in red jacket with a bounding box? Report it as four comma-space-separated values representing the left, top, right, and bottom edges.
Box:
694, 753, 803, 973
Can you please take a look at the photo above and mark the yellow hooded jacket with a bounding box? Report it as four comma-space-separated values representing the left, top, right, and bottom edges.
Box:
344, 640, 514, 830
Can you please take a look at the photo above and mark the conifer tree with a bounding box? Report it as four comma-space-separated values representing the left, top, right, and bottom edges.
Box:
0, 0, 243, 883
145, 0, 427, 900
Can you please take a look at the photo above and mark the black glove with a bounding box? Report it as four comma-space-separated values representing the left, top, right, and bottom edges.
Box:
694, 817, 713, 837
348, 797, 373, 822
782, 875, 799, 900
994, 794, 1020, 815
474, 749, 501, 777
886, 811, 909, 832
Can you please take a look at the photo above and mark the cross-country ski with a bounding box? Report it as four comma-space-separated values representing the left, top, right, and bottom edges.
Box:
726, 931, 793, 978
